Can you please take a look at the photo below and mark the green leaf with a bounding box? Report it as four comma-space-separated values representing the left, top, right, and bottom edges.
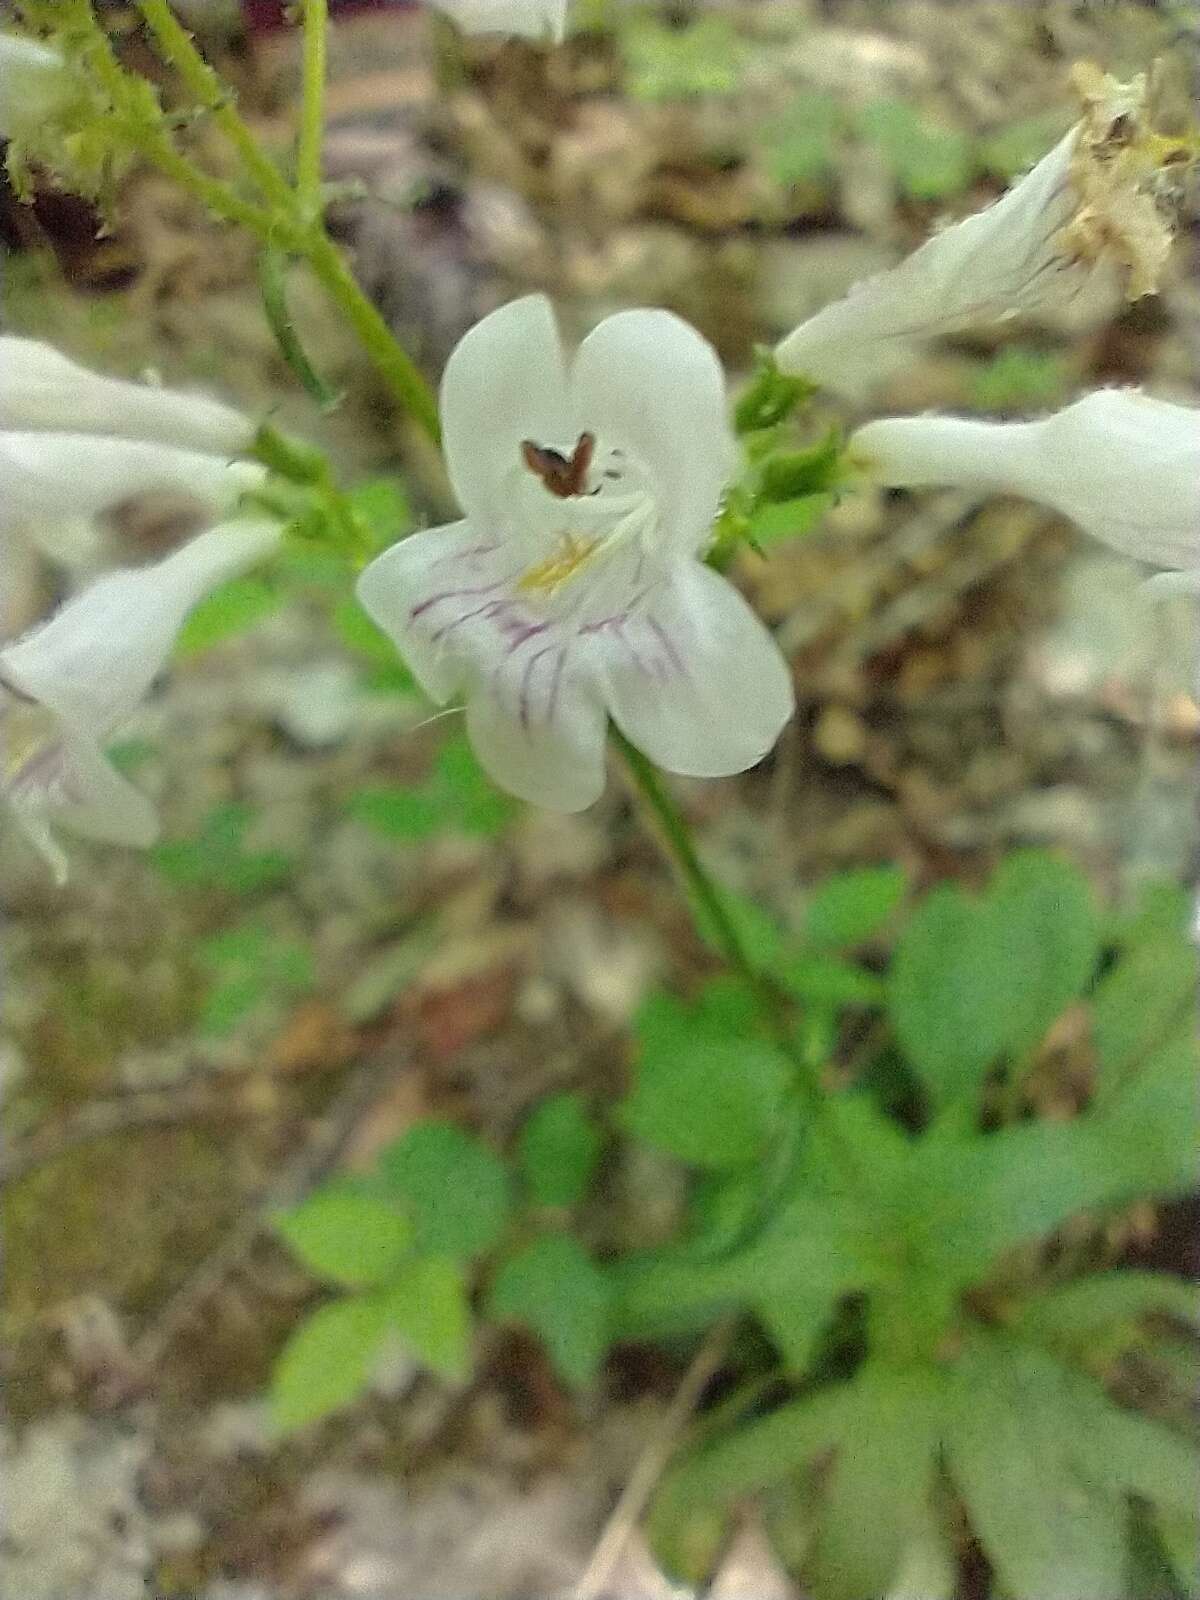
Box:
1097, 1025, 1198, 1196
804, 865, 907, 948
436, 735, 514, 836
746, 491, 833, 548
381, 1255, 472, 1379
150, 802, 293, 894
376, 1122, 512, 1259
661, 1380, 856, 1507
270, 1294, 390, 1432
858, 99, 973, 200
754, 1278, 844, 1376
808, 1363, 946, 1600
1015, 1271, 1198, 1354
985, 849, 1100, 1057
1109, 878, 1193, 948
777, 953, 885, 1008
733, 347, 817, 434
888, 884, 1010, 1105
759, 93, 842, 186
175, 576, 281, 657
489, 1234, 610, 1386
620, 994, 790, 1168
978, 110, 1069, 178
968, 346, 1067, 412
1091, 932, 1198, 1101
348, 784, 443, 841
275, 1182, 412, 1287
1155, 1509, 1200, 1600
347, 477, 410, 554
333, 597, 411, 669
946, 1332, 1129, 1600
623, 13, 747, 100
518, 1093, 604, 1208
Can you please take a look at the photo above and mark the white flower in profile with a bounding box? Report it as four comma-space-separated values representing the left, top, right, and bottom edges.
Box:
428, 0, 567, 42
357, 295, 794, 810
0, 520, 283, 881
777, 64, 1190, 390
0, 33, 71, 138
0, 432, 264, 530
849, 390, 1200, 579
0, 432, 264, 531
0, 337, 256, 457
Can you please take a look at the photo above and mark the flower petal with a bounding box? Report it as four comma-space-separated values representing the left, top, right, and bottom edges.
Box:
0, 337, 254, 455
598, 563, 794, 777
570, 309, 735, 555
6, 732, 159, 885
356, 519, 518, 703
465, 658, 606, 811
430, 0, 567, 41
440, 295, 574, 522
0, 432, 264, 527
1, 519, 282, 735
851, 390, 1200, 575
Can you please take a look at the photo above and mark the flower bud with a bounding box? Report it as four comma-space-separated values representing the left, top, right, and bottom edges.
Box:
429, 0, 567, 42
0, 337, 255, 457
0, 33, 71, 138
850, 389, 1199, 575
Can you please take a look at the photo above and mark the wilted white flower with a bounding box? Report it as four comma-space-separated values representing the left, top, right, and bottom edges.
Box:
850, 389, 1200, 577
428, 0, 567, 42
0, 432, 263, 530
778, 64, 1191, 389
0, 33, 71, 137
0, 520, 282, 881
357, 294, 793, 810
0, 337, 255, 456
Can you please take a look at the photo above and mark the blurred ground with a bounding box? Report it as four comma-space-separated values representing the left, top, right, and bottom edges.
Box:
1, 2, 1197, 1596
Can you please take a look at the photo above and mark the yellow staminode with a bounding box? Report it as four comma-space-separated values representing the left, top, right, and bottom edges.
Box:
517, 532, 599, 596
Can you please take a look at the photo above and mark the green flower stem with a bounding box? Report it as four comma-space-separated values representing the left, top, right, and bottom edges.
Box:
615, 733, 835, 1134
296, 0, 329, 218
301, 230, 443, 444
133, 0, 296, 212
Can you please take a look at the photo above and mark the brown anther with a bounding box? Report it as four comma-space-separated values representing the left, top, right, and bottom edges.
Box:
520, 432, 596, 499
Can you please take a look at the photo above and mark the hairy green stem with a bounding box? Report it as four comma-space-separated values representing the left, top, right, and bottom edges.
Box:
133, 0, 296, 211
296, 0, 329, 217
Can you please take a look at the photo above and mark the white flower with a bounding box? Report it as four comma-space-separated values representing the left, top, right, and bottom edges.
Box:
777, 65, 1187, 390
850, 390, 1200, 576
356, 295, 794, 810
0, 432, 263, 529
0, 519, 282, 881
0, 337, 255, 456
0, 34, 71, 137
428, 0, 567, 41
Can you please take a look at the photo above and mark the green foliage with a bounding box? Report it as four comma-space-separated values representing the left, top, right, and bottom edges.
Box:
376, 1121, 513, 1259
196, 920, 313, 1035
804, 864, 907, 948
1091, 931, 1198, 1102
271, 1294, 392, 1432
150, 802, 293, 894
175, 576, 283, 656
619, 992, 791, 1169
348, 734, 514, 842
517, 1093, 604, 1208
758, 94, 842, 187
733, 348, 817, 435
275, 1182, 411, 1287
889, 850, 1100, 1107
857, 99, 974, 201
969, 346, 1069, 412
622, 13, 748, 100
489, 1234, 611, 1385
379, 1255, 472, 1379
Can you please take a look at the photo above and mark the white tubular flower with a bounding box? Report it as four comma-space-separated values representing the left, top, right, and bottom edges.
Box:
428, 0, 567, 41
778, 64, 1189, 387
0, 34, 71, 137
0, 432, 264, 529
357, 295, 794, 811
0, 337, 255, 457
1, 520, 282, 881
850, 390, 1200, 575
